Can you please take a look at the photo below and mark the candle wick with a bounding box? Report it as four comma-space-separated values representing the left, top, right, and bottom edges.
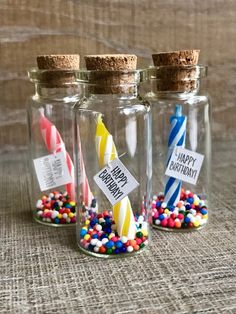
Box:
175, 104, 182, 117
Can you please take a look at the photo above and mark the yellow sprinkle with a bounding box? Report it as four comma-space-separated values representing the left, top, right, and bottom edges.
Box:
58, 213, 62, 219
82, 226, 88, 231
68, 212, 74, 218
84, 234, 90, 241
108, 233, 115, 239
70, 201, 76, 207
193, 220, 200, 227
194, 200, 199, 206
164, 209, 169, 214
85, 220, 90, 225
44, 209, 49, 213
202, 214, 208, 219
141, 229, 148, 237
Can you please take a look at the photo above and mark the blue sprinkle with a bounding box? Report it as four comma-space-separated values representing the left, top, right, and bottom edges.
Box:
54, 218, 60, 224
120, 246, 127, 253
90, 219, 98, 227
104, 228, 112, 234
185, 204, 191, 210
80, 229, 87, 237
201, 209, 208, 215
91, 234, 98, 239
65, 204, 71, 208
105, 241, 114, 249
156, 201, 162, 208
186, 197, 194, 204
115, 241, 123, 248
169, 205, 175, 211
159, 214, 165, 221
184, 217, 191, 224
114, 248, 120, 254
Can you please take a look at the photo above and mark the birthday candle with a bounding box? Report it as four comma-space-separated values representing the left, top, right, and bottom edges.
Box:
95, 115, 136, 239
164, 105, 187, 206
39, 109, 75, 200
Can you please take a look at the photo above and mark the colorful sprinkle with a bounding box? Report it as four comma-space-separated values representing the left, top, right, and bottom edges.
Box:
152, 188, 208, 230
79, 199, 148, 256
35, 191, 76, 225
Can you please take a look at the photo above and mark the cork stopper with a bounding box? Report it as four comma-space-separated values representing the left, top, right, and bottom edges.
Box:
152, 50, 200, 92
84, 54, 137, 94
152, 50, 199, 67
37, 55, 80, 70
84, 54, 137, 71
36, 54, 80, 87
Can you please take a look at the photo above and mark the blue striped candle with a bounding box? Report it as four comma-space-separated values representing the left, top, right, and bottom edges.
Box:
164, 105, 187, 206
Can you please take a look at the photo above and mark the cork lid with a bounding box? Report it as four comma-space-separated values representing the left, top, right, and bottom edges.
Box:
152, 50, 200, 66
84, 54, 137, 71
83, 54, 138, 94
151, 50, 200, 92
37, 55, 80, 70
33, 54, 80, 87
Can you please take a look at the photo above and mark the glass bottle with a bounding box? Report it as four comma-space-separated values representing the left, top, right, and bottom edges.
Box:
146, 51, 211, 231
27, 55, 81, 226
74, 55, 152, 258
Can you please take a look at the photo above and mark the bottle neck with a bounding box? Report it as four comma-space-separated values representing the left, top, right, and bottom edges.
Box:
148, 78, 201, 99
145, 65, 207, 98
34, 83, 81, 101
76, 70, 142, 99
81, 83, 139, 99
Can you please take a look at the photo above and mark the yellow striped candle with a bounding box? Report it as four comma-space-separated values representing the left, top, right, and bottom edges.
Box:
95, 115, 136, 240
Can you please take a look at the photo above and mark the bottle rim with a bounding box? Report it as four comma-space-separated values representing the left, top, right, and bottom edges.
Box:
28, 68, 147, 86
75, 69, 145, 85
28, 68, 78, 84
144, 64, 207, 81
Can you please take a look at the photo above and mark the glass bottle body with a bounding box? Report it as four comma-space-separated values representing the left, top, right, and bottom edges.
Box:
27, 70, 81, 226
146, 66, 211, 231
75, 71, 152, 258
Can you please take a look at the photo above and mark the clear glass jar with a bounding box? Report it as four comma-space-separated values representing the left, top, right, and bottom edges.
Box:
75, 70, 152, 257
145, 65, 211, 231
27, 69, 81, 226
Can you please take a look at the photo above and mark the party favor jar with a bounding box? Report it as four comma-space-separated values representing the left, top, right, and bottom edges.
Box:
75, 54, 152, 258
146, 50, 211, 231
27, 55, 80, 226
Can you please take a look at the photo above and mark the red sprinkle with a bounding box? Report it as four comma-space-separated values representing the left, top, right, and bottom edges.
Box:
177, 213, 184, 220
168, 219, 175, 228
170, 213, 176, 219
99, 246, 106, 254
161, 218, 168, 227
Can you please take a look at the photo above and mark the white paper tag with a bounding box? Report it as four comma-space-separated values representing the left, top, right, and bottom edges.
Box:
93, 158, 139, 206
33, 152, 72, 191
165, 147, 204, 185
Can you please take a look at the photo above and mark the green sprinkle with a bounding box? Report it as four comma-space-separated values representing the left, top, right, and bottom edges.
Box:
136, 231, 143, 238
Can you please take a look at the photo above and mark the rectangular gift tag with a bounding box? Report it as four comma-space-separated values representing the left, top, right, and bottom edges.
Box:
33, 152, 72, 191
93, 158, 139, 206
165, 147, 204, 185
